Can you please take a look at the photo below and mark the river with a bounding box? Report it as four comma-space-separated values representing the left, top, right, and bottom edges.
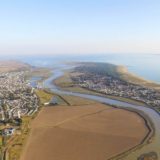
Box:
33, 66, 160, 160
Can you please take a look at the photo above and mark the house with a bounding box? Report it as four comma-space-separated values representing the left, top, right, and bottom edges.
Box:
2, 128, 15, 136
44, 102, 50, 106
50, 97, 58, 105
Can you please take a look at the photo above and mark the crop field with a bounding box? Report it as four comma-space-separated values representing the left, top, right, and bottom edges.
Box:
20, 103, 148, 160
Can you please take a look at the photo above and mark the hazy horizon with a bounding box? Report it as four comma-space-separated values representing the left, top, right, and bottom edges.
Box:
0, 0, 160, 55
0, 52, 159, 59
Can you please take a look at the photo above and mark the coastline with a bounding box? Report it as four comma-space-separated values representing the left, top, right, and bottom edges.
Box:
116, 65, 160, 89
74, 62, 160, 89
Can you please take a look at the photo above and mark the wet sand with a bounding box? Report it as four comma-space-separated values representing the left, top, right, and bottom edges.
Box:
20, 103, 148, 160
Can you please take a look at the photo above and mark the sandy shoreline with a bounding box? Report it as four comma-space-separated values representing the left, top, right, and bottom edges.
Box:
72, 62, 160, 89
20, 103, 149, 160
116, 65, 160, 89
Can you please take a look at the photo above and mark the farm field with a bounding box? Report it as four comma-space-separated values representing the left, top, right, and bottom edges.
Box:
20, 103, 148, 160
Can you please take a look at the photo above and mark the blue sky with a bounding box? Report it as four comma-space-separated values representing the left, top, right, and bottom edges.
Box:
0, 0, 160, 55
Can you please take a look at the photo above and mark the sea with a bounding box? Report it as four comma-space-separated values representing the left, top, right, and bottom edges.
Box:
1, 53, 160, 83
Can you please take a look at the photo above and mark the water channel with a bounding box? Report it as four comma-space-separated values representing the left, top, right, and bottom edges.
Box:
34, 66, 160, 160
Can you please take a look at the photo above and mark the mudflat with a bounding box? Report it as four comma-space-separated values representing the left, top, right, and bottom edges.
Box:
20, 103, 148, 160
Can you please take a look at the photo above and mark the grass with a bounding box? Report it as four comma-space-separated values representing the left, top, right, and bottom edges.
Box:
35, 89, 53, 104
36, 89, 68, 106
0, 136, 2, 146
3, 89, 52, 160
54, 73, 145, 106
2, 86, 95, 160
54, 73, 146, 106
54, 72, 74, 88
5, 89, 95, 160
4, 64, 149, 160
25, 67, 52, 82
5, 89, 54, 160
6, 116, 31, 160
105, 94, 146, 106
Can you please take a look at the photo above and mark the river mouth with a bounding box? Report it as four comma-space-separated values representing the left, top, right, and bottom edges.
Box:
30, 65, 160, 160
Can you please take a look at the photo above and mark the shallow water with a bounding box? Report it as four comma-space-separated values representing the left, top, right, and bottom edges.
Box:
30, 76, 42, 88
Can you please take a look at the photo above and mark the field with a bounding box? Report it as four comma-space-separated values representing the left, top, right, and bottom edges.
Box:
2, 116, 32, 160
25, 67, 52, 81
20, 103, 148, 160
0, 60, 30, 73
35, 89, 53, 104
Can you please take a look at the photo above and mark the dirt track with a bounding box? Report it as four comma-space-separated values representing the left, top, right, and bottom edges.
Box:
20, 104, 148, 160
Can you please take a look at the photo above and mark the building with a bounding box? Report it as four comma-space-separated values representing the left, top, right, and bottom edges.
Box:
2, 128, 15, 136
50, 97, 58, 105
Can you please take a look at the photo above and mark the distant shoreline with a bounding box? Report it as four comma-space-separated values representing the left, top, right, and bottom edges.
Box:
73, 62, 160, 89
118, 65, 160, 90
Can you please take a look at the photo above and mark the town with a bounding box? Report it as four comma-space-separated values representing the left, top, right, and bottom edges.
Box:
0, 71, 39, 133
71, 69, 160, 112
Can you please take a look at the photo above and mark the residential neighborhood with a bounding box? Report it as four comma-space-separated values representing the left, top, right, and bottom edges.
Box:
71, 71, 160, 111
0, 71, 39, 122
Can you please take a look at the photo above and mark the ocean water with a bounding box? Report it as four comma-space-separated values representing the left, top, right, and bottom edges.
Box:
99, 54, 160, 83
1, 53, 159, 83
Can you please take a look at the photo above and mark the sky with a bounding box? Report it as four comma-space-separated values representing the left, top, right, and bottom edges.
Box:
0, 0, 160, 55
